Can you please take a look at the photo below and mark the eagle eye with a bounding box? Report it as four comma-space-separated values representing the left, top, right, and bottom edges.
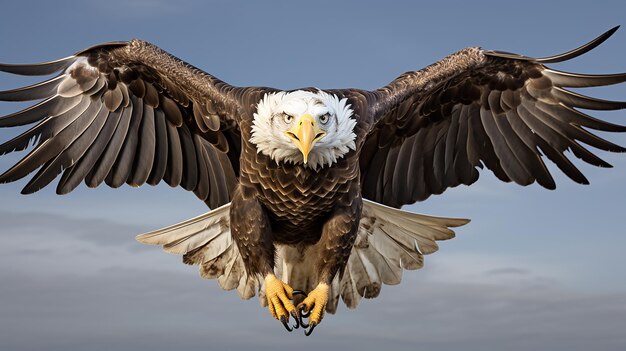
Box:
319, 113, 330, 125
283, 113, 293, 124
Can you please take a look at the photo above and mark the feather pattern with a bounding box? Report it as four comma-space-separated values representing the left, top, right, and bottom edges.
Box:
359, 27, 626, 208
136, 203, 260, 299
334, 200, 467, 311
0, 40, 256, 206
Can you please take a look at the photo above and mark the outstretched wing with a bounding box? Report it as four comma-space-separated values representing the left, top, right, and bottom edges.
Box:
0, 40, 267, 208
358, 27, 626, 208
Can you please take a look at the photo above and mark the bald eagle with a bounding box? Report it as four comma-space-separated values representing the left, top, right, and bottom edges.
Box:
1, 27, 625, 335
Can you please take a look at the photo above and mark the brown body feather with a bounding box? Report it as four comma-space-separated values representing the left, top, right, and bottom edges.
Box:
233, 109, 365, 280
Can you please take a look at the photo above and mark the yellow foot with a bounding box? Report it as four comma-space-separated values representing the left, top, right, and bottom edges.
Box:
297, 283, 329, 336
264, 274, 298, 332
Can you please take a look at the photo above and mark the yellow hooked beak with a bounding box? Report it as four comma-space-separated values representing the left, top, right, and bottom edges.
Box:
285, 114, 326, 164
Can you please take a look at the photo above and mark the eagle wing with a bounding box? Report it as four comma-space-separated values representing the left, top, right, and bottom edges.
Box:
358, 27, 626, 208
0, 40, 268, 208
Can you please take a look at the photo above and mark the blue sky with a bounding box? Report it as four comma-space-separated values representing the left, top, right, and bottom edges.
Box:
0, 1, 625, 350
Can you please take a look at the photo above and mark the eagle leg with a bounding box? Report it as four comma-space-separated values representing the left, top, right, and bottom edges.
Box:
295, 194, 362, 335
231, 190, 302, 330
297, 283, 329, 336
264, 273, 299, 331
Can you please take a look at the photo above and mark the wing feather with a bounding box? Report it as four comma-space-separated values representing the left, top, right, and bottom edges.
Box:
93, 106, 132, 188
192, 134, 210, 201
0, 56, 75, 76
147, 105, 168, 186
111, 96, 143, 187
108, 103, 139, 188
22, 101, 106, 194
0, 75, 65, 101
178, 123, 199, 191
357, 28, 626, 207
0, 97, 92, 183
164, 121, 183, 187
0, 40, 266, 207
57, 109, 121, 193
130, 105, 156, 186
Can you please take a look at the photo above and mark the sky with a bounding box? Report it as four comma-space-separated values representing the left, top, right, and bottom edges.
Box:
0, 1, 625, 350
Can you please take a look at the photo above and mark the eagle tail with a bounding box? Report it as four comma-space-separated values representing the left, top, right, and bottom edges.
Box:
135, 203, 258, 300
135, 200, 469, 313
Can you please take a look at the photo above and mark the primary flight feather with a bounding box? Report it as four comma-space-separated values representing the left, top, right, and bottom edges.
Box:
1, 27, 625, 335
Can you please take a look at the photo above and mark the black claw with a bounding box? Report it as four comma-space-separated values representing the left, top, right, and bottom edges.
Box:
304, 322, 317, 336
298, 306, 309, 329
280, 316, 293, 332
290, 310, 300, 329
298, 310, 309, 329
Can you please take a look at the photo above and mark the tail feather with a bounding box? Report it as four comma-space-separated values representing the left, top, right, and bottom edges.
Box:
330, 199, 469, 312
136, 203, 230, 254
350, 247, 382, 298
339, 264, 361, 310
236, 272, 257, 300
218, 249, 244, 291
327, 274, 342, 313
136, 203, 259, 300
184, 232, 232, 266
359, 232, 403, 284
198, 246, 232, 279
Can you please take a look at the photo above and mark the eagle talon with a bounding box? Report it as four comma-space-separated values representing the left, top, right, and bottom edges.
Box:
297, 283, 329, 335
304, 322, 317, 336
290, 310, 300, 329
264, 274, 297, 331
297, 306, 309, 328
280, 316, 293, 332
292, 290, 308, 329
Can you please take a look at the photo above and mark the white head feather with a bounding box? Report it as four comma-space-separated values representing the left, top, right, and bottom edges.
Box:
250, 90, 357, 170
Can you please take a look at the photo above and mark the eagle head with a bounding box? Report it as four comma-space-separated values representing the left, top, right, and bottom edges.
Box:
250, 90, 357, 170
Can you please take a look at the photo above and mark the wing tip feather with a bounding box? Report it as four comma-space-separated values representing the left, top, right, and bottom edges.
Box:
536, 26, 620, 63
485, 26, 620, 64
